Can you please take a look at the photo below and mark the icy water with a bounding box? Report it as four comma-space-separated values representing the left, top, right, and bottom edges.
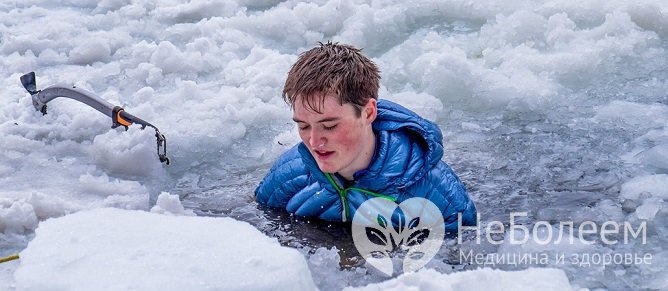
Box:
2, 1, 668, 290
181, 63, 668, 290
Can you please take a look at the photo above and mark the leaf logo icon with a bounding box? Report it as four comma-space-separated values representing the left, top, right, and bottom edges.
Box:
352, 197, 445, 276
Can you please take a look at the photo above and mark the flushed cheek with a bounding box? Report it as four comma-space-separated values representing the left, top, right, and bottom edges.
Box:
333, 131, 362, 155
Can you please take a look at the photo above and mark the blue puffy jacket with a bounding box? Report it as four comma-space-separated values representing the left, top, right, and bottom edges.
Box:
255, 100, 477, 231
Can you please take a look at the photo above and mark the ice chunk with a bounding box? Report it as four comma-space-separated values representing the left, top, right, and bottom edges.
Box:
14, 208, 316, 291
634, 198, 664, 220
150, 192, 195, 216
620, 174, 668, 200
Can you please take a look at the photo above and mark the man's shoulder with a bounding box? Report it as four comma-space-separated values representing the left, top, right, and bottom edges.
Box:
415, 160, 459, 184
274, 144, 302, 164
268, 144, 309, 179
255, 144, 311, 208
396, 159, 462, 193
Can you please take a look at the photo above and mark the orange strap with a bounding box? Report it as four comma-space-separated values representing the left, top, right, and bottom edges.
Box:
115, 109, 132, 127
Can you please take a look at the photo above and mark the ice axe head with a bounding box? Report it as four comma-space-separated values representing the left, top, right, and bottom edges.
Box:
20, 72, 38, 95
20, 72, 47, 114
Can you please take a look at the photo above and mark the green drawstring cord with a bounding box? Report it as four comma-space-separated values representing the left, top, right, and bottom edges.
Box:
324, 173, 396, 222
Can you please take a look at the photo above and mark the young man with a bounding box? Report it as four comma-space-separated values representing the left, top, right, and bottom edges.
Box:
255, 42, 476, 231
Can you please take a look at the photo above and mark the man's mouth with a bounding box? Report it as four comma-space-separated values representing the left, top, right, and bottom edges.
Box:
314, 150, 334, 159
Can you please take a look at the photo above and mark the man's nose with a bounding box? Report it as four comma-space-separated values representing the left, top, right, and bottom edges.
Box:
309, 128, 325, 148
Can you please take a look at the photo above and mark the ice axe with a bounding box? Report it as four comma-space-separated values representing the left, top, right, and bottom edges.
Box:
20, 72, 170, 164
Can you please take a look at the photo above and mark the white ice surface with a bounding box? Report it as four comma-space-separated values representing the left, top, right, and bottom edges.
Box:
14, 208, 316, 291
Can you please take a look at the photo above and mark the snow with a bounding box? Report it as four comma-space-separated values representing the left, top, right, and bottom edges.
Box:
150, 192, 196, 216
11, 201, 574, 291
14, 207, 316, 291
1, 0, 668, 290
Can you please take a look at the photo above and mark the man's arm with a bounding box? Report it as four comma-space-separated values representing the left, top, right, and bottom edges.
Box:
426, 162, 478, 231
255, 145, 309, 209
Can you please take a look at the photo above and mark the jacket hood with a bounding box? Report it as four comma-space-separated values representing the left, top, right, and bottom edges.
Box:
298, 99, 445, 192
373, 99, 444, 168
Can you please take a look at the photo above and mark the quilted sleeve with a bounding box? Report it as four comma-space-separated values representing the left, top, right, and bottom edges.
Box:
254, 145, 310, 209
422, 162, 477, 232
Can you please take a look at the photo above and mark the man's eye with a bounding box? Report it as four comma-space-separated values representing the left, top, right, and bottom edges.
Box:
299, 125, 310, 131
323, 124, 337, 130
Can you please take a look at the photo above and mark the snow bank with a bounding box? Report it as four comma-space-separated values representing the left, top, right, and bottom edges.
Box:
14, 208, 316, 291
346, 268, 572, 291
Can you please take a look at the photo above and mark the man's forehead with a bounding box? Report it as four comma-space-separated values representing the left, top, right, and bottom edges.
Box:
294, 94, 351, 115
292, 103, 351, 123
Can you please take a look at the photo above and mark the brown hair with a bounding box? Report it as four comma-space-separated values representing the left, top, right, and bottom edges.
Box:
282, 42, 380, 116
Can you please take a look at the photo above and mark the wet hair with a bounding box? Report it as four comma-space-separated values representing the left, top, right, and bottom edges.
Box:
282, 42, 380, 116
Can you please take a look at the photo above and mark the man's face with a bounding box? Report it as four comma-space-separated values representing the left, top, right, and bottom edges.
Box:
292, 93, 376, 177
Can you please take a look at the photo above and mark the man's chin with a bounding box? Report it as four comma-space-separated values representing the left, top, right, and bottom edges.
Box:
316, 163, 339, 174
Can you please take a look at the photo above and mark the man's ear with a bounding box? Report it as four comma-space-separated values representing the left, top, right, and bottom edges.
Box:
365, 99, 377, 123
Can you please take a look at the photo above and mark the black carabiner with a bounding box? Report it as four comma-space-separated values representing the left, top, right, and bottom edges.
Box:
155, 130, 170, 165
